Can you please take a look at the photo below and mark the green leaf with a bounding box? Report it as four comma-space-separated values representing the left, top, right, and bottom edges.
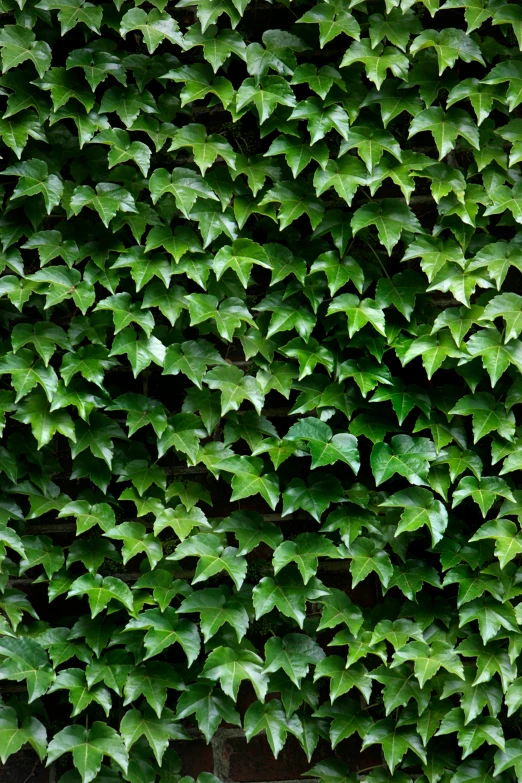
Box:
452, 476, 515, 517
175, 681, 240, 742
282, 472, 345, 522
46, 723, 128, 783
70, 183, 137, 227
342, 537, 393, 588
370, 435, 437, 486
0, 706, 47, 764
437, 707, 504, 758
0, 26, 52, 77
177, 586, 249, 642
273, 533, 339, 584
200, 646, 268, 701
120, 8, 183, 53
391, 640, 464, 688
313, 697, 371, 748
285, 418, 359, 472
314, 656, 372, 702
470, 518, 522, 568
380, 487, 448, 545
351, 200, 422, 254
362, 719, 426, 773
168, 533, 247, 589
0, 637, 55, 701
124, 607, 200, 664
410, 28, 484, 74
124, 662, 184, 718
340, 41, 409, 89
67, 574, 134, 618
120, 707, 187, 765
244, 699, 302, 758
253, 567, 329, 627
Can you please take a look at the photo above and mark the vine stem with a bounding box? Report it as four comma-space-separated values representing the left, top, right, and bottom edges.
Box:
366, 241, 391, 280
355, 765, 384, 774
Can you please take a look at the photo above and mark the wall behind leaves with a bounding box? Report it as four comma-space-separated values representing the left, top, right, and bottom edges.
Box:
1, 0, 522, 781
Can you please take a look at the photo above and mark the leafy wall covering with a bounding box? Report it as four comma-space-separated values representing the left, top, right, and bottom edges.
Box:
2, 0, 522, 781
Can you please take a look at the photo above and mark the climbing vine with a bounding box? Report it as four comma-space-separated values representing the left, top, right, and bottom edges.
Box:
0, 0, 522, 782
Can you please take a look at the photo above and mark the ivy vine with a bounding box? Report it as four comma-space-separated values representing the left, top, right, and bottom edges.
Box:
0, 0, 522, 782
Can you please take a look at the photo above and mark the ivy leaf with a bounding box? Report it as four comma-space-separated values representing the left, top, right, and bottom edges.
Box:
13, 391, 75, 448
120, 707, 187, 766
264, 633, 324, 687
409, 108, 479, 159
381, 487, 448, 545
313, 157, 367, 205
35, 0, 102, 35
177, 586, 249, 642
4, 159, 62, 214
67, 574, 134, 618
0, 706, 47, 764
253, 567, 330, 627
204, 365, 264, 416
123, 662, 184, 718
316, 588, 364, 635
391, 641, 464, 687
314, 656, 372, 702
310, 251, 364, 296
410, 28, 484, 74
120, 8, 183, 53
351, 200, 422, 254
99, 85, 157, 127
328, 294, 386, 337
446, 78, 497, 125
480, 293, 522, 342
169, 124, 236, 176
48, 667, 112, 718
470, 518, 522, 568
340, 41, 409, 89
244, 699, 302, 758
441, 665, 503, 724
0, 637, 55, 701
452, 476, 515, 517
214, 510, 283, 555
289, 97, 350, 144
282, 472, 345, 521
125, 607, 200, 664
482, 60, 522, 112
70, 183, 137, 227
437, 707, 504, 758
459, 596, 518, 643
370, 435, 437, 486
175, 681, 241, 742
259, 182, 324, 230
340, 124, 402, 174
370, 664, 431, 714
450, 393, 515, 443
46, 723, 128, 783
342, 537, 393, 588
362, 719, 427, 773
273, 532, 340, 583
200, 646, 269, 701
298, 4, 360, 47
0, 26, 52, 77
285, 418, 360, 473
0, 110, 47, 158
187, 294, 254, 341
153, 504, 210, 541
168, 533, 247, 589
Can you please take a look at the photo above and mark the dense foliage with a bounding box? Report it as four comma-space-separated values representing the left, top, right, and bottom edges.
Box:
2, 0, 522, 781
